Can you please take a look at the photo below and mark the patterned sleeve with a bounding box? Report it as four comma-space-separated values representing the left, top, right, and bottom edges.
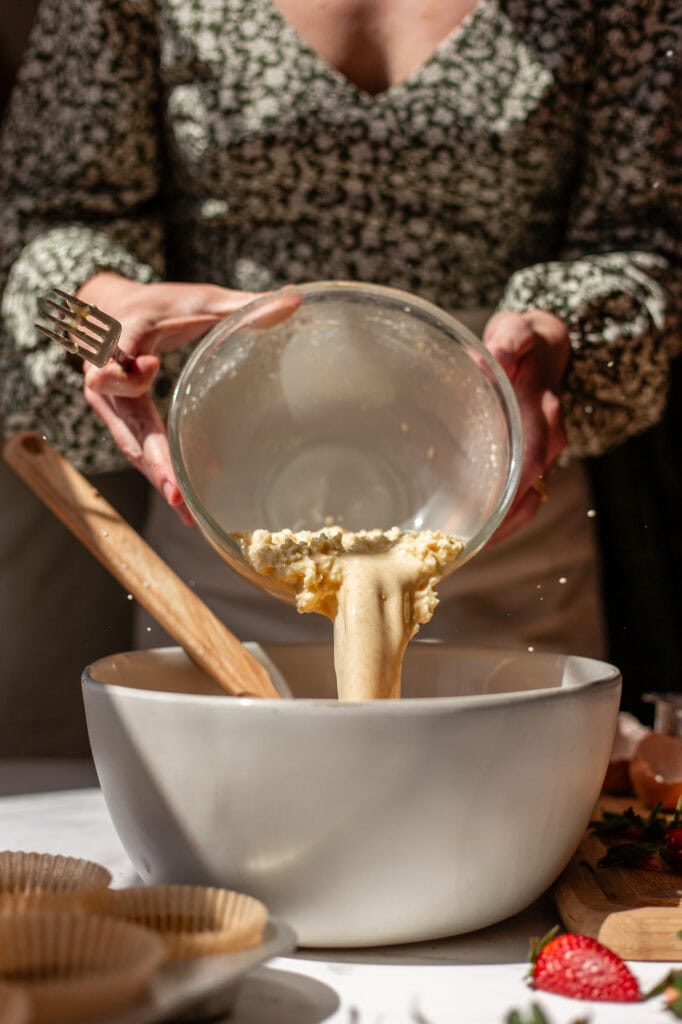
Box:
0, 0, 164, 473
498, 0, 682, 459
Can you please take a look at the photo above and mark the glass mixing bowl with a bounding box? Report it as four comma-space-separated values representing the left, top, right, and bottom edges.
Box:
168, 281, 522, 602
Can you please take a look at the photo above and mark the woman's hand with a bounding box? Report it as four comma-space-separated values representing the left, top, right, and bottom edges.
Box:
482, 309, 570, 542
81, 273, 301, 522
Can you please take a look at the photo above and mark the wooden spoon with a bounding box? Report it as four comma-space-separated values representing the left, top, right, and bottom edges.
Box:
3, 432, 280, 699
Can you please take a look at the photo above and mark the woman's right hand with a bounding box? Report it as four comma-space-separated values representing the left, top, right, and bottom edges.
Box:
482, 308, 570, 542
81, 273, 301, 522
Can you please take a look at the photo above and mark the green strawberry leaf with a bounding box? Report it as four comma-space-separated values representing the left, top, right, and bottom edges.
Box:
589, 804, 669, 842
505, 1005, 589, 1024
528, 926, 560, 965
597, 841, 662, 868
668, 993, 682, 1019
643, 967, 682, 1008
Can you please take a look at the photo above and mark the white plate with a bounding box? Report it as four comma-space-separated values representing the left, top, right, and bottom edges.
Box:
81, 918, 296, 1024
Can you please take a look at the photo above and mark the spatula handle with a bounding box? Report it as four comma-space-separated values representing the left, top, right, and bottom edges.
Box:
3, 432, 280, 699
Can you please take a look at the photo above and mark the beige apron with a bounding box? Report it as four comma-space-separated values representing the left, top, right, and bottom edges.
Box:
138, 459, 605, 659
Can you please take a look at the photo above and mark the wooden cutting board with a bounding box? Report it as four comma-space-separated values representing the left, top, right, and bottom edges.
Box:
553, 796, 682, 961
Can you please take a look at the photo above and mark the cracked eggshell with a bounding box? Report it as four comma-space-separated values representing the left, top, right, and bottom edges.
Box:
628, 732, 682, 810
602, 713, 651, 795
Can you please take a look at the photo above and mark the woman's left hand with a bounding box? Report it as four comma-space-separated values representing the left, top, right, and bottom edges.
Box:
482, 308, 571, 542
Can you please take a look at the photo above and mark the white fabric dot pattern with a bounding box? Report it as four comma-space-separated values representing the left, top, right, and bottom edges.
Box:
0, 0, 680, 472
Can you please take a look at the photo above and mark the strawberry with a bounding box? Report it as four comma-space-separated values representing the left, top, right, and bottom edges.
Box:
528, 927, 641, 1002
662, 824, 682, 871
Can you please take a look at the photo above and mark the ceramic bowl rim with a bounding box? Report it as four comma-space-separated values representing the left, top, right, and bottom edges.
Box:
82, 643, 621, 716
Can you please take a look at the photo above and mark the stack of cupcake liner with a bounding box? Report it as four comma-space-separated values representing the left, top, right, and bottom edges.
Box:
84, 884, 268, 959
0, 852, 111, 914
0, 850, 270, 1023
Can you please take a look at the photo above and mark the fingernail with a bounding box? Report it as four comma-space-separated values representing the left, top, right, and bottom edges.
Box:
162, 480, 176, 505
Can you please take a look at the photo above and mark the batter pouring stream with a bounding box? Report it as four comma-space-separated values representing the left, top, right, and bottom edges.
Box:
235, 527, 464, 699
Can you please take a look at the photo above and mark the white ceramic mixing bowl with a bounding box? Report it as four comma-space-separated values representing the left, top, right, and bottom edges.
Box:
83, 644, 620, 947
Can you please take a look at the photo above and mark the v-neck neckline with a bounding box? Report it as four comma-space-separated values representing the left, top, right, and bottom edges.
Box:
265, 0, 491, 102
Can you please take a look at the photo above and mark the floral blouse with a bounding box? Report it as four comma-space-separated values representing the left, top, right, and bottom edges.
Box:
0, 0, 680, 474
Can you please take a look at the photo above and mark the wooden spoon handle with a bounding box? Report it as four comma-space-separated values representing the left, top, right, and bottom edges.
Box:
3, 432, 280, 700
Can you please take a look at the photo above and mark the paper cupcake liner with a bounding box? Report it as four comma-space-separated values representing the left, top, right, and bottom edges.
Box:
0, 911, 165, 1024
0, 983, 30, 1024
0, 891, 86, 916
86, 885, 268, 959
0, 851, 111, 896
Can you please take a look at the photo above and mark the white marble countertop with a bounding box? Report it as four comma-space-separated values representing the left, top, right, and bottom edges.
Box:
0, 760, 677, 1024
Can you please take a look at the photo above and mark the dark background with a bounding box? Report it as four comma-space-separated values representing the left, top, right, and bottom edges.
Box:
0, 1, 39, 115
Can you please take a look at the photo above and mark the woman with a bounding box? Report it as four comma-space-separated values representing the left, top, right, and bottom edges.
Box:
1, 0, 680, 743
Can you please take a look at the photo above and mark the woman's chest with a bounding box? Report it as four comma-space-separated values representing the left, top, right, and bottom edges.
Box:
265, 0, 480, 95
157, 0, 591, 208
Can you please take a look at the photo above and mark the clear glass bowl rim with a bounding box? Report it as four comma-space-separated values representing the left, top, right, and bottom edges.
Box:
167, 280, 524, 568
